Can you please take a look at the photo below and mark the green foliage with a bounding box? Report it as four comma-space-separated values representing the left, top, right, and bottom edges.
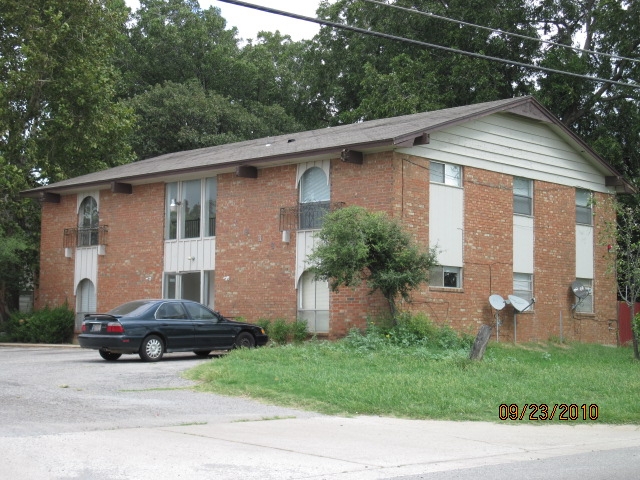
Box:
308, 206, 438, 317
258, 318, 309, 345
6, 304, 75, 344
341, 312, 472, 352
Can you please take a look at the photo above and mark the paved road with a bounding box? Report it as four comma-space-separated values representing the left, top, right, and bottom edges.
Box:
1, 345, 640, 479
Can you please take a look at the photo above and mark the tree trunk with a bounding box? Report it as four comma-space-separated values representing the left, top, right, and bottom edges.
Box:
469, 324, 493, 361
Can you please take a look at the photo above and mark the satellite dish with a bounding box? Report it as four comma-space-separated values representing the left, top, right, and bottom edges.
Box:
571, 281, 590, 299
508, 295, 532, 312
489, 294, 506, 311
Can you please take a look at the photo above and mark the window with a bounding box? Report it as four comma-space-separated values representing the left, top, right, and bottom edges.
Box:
156, 302, 188, 320
164, 271, 214, 308
513, 273, 533, 303
165, 178, 217, 240
183, 302, 218, 321
430, 266, 462, 288
430, 162, 462, 187
576, 189, 592, 225
298, 270, 329, 333
514, 177, 533, 216
77, 196, 99, 246
299, 167, 330, 229
574, 278, 593, 313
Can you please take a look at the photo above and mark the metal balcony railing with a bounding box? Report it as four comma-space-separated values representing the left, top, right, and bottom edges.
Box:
279, 202, 345, 231
63, 226, 108, 248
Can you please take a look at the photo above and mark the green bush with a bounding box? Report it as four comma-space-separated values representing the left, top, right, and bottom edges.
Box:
257, 318, 309, 345
269, 318, 291, 345
341, 312, 472, 351
6, 304, 75, 344
291, 320, 309, 343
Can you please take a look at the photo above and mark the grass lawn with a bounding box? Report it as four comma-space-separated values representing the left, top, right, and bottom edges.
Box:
186, 340, 640, 424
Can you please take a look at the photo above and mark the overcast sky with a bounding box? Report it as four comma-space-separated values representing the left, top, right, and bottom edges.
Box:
125, 0, 327, 42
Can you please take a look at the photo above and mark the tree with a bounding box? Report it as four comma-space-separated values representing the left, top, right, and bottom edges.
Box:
126, 79, 303, 159
0, 0, 134, 319
307, 206, 438, 319
602, 195, 640, 360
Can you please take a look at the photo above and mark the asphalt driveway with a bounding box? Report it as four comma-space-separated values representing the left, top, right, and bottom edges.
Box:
1, 345, 640, 480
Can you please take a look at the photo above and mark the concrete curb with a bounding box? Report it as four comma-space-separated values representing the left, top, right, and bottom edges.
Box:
0, 343, 79, 348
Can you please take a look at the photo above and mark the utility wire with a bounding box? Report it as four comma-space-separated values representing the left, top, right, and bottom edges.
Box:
362, 0, 640, 65
217, 0, 639, 89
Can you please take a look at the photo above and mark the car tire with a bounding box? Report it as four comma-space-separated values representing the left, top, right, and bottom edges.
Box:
193, 350, 211, 357
235, 331, 255, 348
99, 349, 122, 361
139, 335, 164, 362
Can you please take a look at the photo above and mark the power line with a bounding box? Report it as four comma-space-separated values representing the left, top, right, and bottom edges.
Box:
362, 0, 640, 65
217, 0, 640, 90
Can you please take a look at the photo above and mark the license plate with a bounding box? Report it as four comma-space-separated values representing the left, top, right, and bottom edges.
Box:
91, 323, 102, 332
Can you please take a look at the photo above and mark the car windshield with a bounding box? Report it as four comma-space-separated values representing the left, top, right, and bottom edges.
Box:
108, 301, 155, 317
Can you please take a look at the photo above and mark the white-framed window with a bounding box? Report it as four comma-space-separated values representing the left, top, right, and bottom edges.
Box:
430, 266, 462, 288
75, 278, 96, 330
576, 189, 592, 225
574, 278, 593, 313
164, 271, 214, 308
430, 162, 462, 187
165, 177, 217, 240
299, 166, 330, 229
77, 196, 99, 247
513, 273, 533, 304
514, 177, 533, 216
298, 270, 329, 333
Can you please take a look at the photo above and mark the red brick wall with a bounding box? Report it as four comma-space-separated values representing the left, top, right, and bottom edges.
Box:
37, 198, 77, 309
214, 165, 299, 322
36, 184, 165, 314
96, 184, 165, 311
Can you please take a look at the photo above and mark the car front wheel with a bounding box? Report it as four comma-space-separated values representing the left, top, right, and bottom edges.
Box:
139, 335, 164, 362
99, 349, 122, 361
235, 332, 255, 348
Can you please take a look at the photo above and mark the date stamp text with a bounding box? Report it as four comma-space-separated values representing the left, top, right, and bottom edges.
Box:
498, 403, 599, 421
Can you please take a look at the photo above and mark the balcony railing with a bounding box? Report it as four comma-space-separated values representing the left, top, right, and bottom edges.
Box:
279, 202, 345, 231
63, 226, 108, 248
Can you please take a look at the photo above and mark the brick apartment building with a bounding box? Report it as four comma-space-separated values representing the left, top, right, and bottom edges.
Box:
23, 96, 634, 344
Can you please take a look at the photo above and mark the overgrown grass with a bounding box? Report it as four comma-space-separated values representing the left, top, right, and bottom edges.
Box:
186, 338, 640, 424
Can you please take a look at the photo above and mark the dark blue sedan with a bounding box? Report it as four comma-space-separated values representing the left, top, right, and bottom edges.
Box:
78, 299, 268, 362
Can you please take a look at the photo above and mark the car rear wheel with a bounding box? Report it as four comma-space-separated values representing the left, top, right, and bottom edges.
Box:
139, 335, 164, 362
235, 332, 255, 348
193, 350, 211, 357
99, 349, 122, 361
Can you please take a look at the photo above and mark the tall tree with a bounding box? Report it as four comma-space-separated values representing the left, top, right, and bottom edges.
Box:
0, 0, 135, 319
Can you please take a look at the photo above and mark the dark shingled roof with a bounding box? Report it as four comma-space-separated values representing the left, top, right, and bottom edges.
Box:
22, 96, 632, 197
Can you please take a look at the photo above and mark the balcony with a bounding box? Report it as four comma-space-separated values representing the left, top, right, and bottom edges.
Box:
279, 202, 345, 231
63, 226, 108, 248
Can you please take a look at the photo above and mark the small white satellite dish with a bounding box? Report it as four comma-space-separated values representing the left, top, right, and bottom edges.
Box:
489, 294, 506, 311
571, 281, 590, 299
508, 295, 532, 312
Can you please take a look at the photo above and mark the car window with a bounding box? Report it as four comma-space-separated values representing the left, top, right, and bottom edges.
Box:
155, 302, 188, 320
183, 302, 218, 321
108, 301, 154, 316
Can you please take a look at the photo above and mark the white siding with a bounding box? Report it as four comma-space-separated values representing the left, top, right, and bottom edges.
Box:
296, 230, 319, 286
429, 183, 463, 266
513, 216, 534, 274
74, 247, 98, 291
576, 225, 594, 279
402, 114, 614, 194
164, 238, 215, 272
